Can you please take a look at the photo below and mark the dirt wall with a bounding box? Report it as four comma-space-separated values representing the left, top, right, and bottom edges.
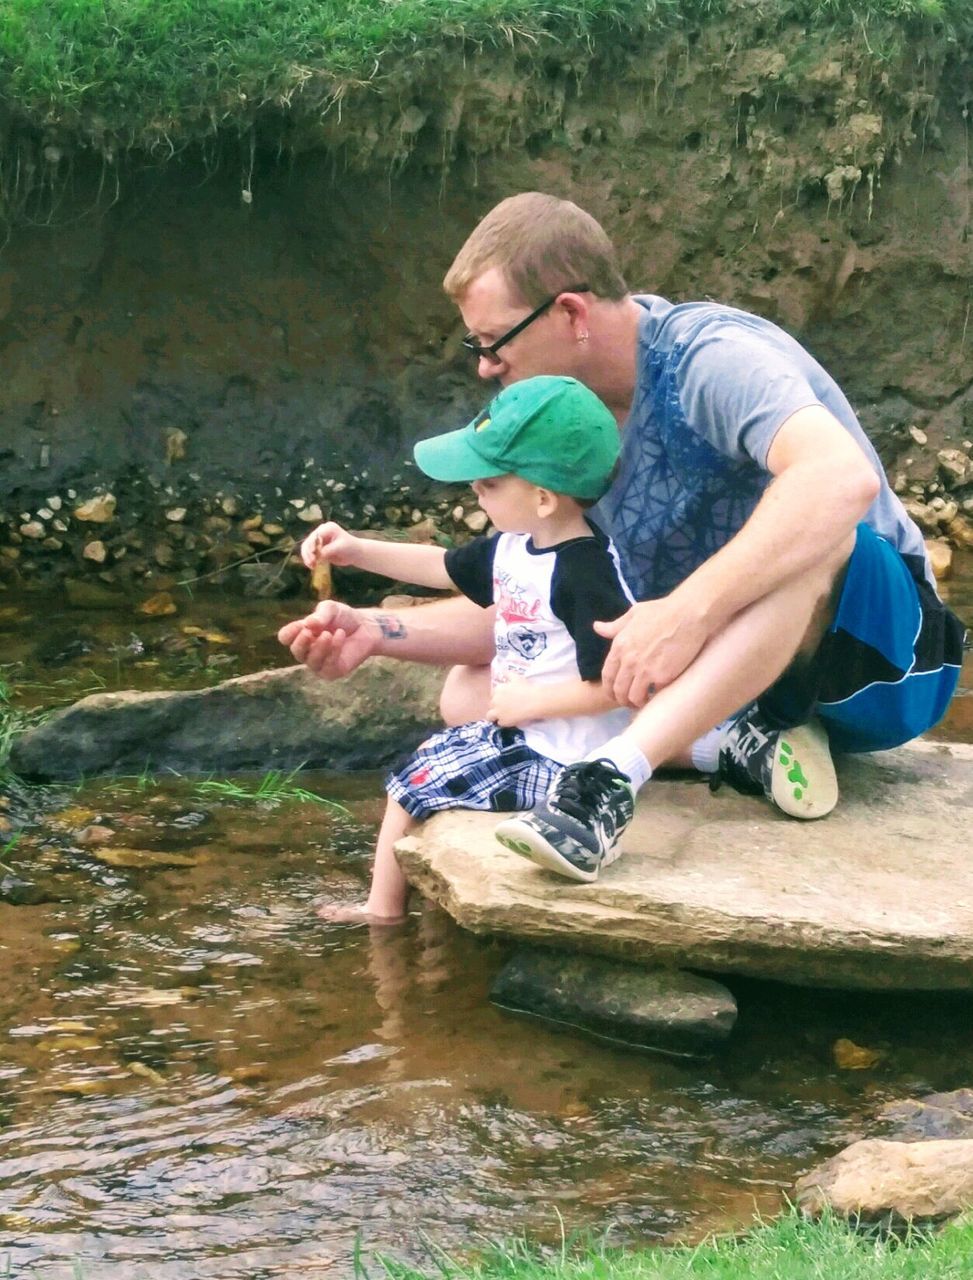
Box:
1, 22, 971, 592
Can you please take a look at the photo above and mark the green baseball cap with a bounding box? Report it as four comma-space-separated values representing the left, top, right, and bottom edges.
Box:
413, 376, 619, 501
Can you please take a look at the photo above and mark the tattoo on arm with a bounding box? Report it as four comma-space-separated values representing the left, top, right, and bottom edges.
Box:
375, 613, 407, 640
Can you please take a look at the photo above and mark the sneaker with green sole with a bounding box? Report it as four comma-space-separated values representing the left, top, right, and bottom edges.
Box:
711, 704, 838, 819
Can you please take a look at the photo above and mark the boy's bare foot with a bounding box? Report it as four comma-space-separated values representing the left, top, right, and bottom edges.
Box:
315, 901, 407, 927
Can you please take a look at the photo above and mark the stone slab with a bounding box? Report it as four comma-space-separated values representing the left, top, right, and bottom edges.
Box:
490, 948, 737, 1056
395, 741, 973, 991
10, 661, 443, 779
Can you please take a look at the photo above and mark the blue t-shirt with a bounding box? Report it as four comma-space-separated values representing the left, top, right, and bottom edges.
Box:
594, 295, 931, 600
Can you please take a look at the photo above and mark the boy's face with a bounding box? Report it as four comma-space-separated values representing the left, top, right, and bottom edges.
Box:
459, 268, 579, 388
470, 474, 544, 534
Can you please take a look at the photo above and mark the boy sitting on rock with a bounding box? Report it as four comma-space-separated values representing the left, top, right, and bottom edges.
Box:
301, 375, 634, 924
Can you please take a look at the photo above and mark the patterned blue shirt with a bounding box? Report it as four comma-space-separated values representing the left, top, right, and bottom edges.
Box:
594, 295, 930, 600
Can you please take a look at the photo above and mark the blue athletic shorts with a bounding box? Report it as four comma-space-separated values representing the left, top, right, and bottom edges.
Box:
762, 523, 966, 753
386, 720, 562, 821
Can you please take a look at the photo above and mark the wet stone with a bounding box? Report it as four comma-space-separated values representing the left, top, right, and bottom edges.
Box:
878, 1100, 973, 1142
490, 948, 737, 1057
0, 873, 62, 906
878, 1089, 973, 1142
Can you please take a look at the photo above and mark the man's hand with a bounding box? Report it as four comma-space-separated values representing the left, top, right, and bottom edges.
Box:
299, 521, 360, 570
277, 600, 379, 680
487, 677, 538, 728
595, 599, 709, 708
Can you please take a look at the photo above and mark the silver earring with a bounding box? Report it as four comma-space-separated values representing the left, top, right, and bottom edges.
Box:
578, 332, 589, 344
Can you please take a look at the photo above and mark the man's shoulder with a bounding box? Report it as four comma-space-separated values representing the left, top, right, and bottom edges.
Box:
633, 292, 784, 351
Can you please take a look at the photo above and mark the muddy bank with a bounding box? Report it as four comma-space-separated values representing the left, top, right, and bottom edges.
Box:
1, 20, 971, 594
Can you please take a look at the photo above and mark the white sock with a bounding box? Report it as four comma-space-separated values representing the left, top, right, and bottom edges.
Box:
587, 737, 652, 792
690, 726, 723, 775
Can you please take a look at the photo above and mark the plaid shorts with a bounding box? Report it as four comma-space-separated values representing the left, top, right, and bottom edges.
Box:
386, 719, 562, 821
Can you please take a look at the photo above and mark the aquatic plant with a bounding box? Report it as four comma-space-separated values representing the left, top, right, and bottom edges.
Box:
0, 832, 20, 874
194, 767, 351, 812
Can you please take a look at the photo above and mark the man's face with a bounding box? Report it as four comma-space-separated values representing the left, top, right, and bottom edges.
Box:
458, 267, 578, 387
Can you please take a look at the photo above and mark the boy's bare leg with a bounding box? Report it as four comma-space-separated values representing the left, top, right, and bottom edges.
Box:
317, 798, 414, 926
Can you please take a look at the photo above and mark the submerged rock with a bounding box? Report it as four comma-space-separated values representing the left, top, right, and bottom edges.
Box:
10, 661, 442, 779
0, 872, 62, 906
394, 741, 973, 992
878, 1098, 973, 1143
490, 948, 736, 1056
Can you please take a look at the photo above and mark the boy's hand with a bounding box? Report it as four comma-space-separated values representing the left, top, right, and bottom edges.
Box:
300, 521, 360, 570
487, 678, 537, 728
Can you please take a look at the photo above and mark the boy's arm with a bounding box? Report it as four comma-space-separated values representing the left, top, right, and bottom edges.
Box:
301, 521, 452, 590
488, 676, 618, 727
342, 537, 452, 589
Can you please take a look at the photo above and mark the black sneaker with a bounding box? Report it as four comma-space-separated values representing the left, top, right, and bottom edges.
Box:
495, 760, 636, 883
712, 704, 838, 819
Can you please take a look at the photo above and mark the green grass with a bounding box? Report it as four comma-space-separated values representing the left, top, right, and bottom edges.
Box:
0, 832, 20, 874
0, 673, 40, 778
95, 765, 350, 811
0, 0, 969, 161
374, 1212, 973, 1280
0, 666, 106, 781
194, 766, 351, 812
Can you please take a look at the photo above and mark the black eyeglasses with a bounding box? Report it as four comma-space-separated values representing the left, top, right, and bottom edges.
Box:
461, 284, 590, 364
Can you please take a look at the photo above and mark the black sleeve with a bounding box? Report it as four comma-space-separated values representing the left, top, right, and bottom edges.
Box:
443, 534, 499, 608
550, 541, 632, 680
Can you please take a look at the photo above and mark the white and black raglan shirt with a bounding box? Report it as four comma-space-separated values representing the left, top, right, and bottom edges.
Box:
444, 521, 636, 765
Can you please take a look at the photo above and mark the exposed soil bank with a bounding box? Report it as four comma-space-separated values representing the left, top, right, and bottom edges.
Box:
1, 22, 971, 594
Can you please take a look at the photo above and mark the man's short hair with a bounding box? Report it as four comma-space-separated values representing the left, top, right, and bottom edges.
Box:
443, 192, 628, 306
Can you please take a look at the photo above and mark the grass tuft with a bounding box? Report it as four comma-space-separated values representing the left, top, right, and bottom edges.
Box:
194, 767, 351, 813
0, 0, 970, 162
372, 1211, 973, 1280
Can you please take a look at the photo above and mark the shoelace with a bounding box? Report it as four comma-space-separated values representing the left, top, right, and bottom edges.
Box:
709, 723, 766, 797
552, 760, 630, 824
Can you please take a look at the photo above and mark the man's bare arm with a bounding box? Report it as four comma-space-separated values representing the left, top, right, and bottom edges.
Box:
279, 595, 496, 680
672, 404, 880, 632
599, 405, 881, 705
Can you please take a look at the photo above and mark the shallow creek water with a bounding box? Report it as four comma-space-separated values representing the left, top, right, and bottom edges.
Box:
0, 557, 971, 1278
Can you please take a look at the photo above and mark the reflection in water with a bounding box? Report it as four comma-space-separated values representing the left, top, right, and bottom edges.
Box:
2, 777, 973, 1278
0, 560, 970, 1276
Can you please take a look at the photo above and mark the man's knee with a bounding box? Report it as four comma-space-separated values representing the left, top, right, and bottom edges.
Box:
440, 665, 492, 726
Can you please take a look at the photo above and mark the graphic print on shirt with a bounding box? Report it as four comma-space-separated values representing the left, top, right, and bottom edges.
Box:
494, 566, 547, 676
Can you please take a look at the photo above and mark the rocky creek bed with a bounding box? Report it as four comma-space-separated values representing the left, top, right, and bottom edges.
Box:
4, 764, 973, 1277
0, 562, 971, 1270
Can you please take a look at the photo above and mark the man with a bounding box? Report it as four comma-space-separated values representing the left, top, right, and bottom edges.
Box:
281, 193, 964, 882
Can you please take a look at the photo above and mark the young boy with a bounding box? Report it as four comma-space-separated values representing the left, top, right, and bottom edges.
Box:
301, 375, 635, 924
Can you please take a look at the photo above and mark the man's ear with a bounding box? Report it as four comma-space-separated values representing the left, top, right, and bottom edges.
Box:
556, 288, 591, 339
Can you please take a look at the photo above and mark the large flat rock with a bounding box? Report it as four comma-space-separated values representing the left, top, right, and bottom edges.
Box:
10, 661, 443, 779
395, 741, 973, 991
